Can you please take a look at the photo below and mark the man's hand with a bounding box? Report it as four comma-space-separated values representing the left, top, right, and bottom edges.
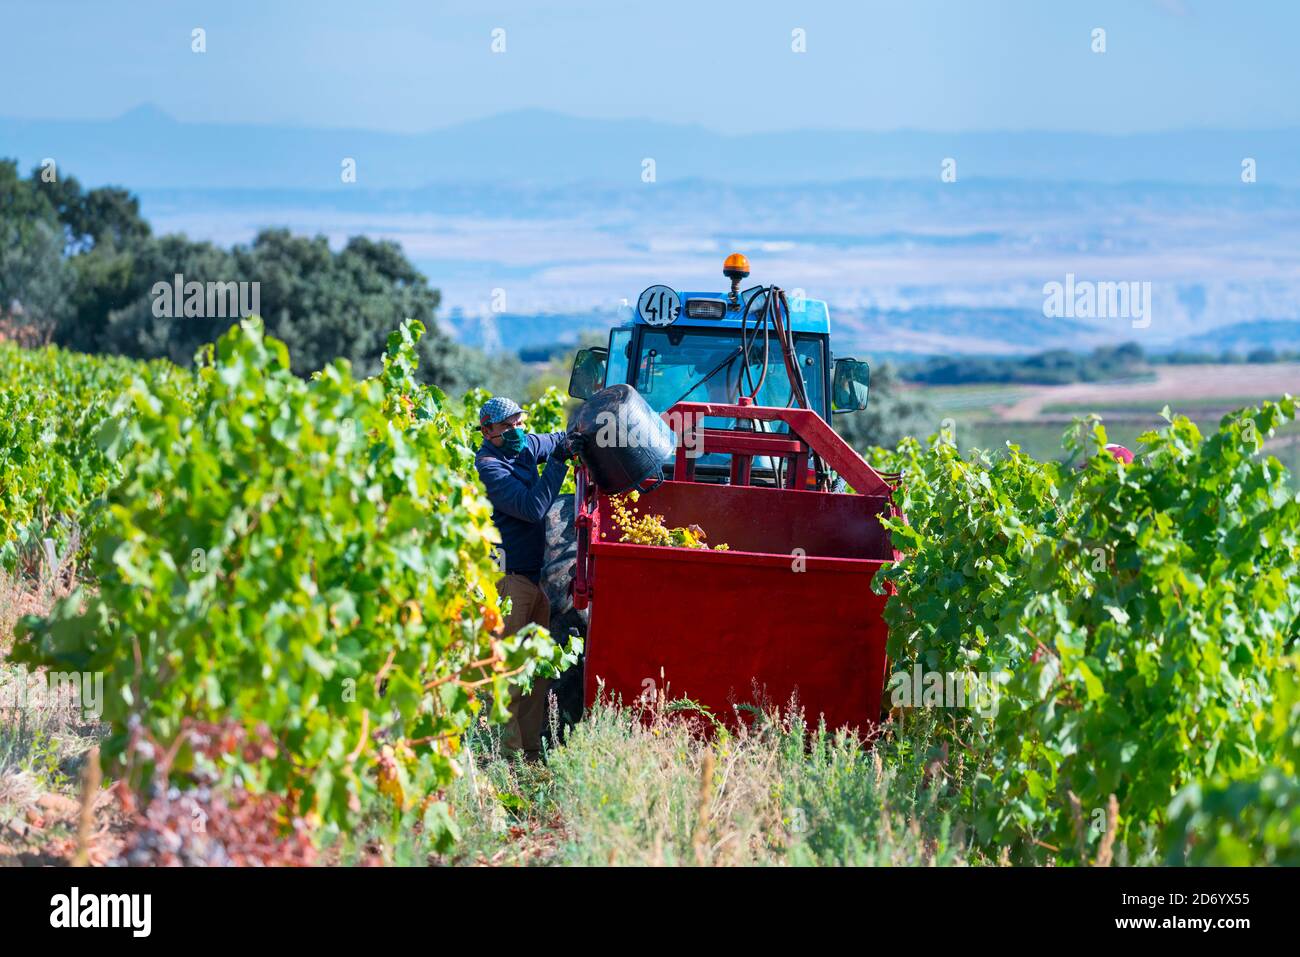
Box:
561, 430, 587, 460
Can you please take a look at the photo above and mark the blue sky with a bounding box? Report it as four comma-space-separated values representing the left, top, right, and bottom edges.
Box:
2, 0, 1298, 134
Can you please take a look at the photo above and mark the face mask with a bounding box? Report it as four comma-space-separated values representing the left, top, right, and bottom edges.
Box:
499, 426, 526, 456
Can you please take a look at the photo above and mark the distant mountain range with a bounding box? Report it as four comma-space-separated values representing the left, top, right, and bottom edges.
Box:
448, 307, 1300, 364
6, 105, 1300, 189
1176, 320, 1300, 356
121, 173, 1300, 359
7, 106, 1300, 361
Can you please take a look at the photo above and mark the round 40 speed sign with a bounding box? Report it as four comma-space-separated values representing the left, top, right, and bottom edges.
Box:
637, 285, 681, 327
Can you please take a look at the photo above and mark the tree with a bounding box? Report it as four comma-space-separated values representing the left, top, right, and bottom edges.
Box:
0, 160, 73, 343
233, 229, 521, 393
5, 161, 520, 395
31, 167, 151, 253
97, 235, 240, 364
13, 165, 156, 351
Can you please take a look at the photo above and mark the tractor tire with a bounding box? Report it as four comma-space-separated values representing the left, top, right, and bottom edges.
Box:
541, 494, 586, 742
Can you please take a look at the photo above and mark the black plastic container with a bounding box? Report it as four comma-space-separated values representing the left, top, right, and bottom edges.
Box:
568, 384, 675, 494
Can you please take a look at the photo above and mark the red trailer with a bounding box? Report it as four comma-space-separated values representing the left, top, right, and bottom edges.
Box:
573, 399, 899, 736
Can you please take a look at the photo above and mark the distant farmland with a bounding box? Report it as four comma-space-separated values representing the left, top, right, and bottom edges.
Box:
913, 362, 1300, 473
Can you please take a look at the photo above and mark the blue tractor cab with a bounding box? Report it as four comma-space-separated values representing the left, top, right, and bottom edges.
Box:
567, 254, 871, 486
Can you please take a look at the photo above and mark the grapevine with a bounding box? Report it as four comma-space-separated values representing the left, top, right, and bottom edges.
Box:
872, 399, 1300, 864
8, 317, 578, 847
4, 323, 1296, 865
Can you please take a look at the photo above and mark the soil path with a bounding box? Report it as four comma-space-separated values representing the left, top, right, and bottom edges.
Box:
998, 364, 1300, 420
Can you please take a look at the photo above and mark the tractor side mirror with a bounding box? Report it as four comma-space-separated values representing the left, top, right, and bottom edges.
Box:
568, 347, 608, 400
832, 358, 870, 413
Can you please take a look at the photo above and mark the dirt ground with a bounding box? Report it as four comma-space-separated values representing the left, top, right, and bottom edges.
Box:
1, 567, 128, 867
998, 363, 1300, 420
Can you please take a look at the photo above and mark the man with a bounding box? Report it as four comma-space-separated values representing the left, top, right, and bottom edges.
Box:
474, 396, 584, 761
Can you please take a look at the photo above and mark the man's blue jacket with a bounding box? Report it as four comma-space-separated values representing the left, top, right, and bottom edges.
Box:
474, 431, 568, 580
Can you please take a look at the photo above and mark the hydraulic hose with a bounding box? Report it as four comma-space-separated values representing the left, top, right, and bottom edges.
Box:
735, 284, 828, 488
769, 287, 826, 488
738, 285, 771, 401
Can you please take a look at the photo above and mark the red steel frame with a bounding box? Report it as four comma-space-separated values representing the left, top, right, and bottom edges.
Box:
572, 400, 900, 735
667, 398, 893, 495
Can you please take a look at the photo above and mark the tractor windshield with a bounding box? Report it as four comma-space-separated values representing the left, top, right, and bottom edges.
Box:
634, 328, 826, 427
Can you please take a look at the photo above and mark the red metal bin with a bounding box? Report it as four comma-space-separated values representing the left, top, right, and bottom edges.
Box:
573, 401, 898, 736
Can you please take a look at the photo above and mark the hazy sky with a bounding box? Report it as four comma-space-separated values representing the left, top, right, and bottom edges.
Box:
3, 0, 1297, 134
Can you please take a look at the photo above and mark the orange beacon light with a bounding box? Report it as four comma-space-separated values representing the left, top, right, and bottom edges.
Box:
723, 253, 750, 305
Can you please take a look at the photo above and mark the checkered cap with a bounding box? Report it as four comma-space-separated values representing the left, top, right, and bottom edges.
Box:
479, 396, 523, 426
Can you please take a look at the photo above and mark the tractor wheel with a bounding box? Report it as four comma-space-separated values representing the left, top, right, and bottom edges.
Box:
541, 495, 587, 743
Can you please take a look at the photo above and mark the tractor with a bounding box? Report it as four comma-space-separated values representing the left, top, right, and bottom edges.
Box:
564, 253, 873, 488
543, 255, 898, 738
